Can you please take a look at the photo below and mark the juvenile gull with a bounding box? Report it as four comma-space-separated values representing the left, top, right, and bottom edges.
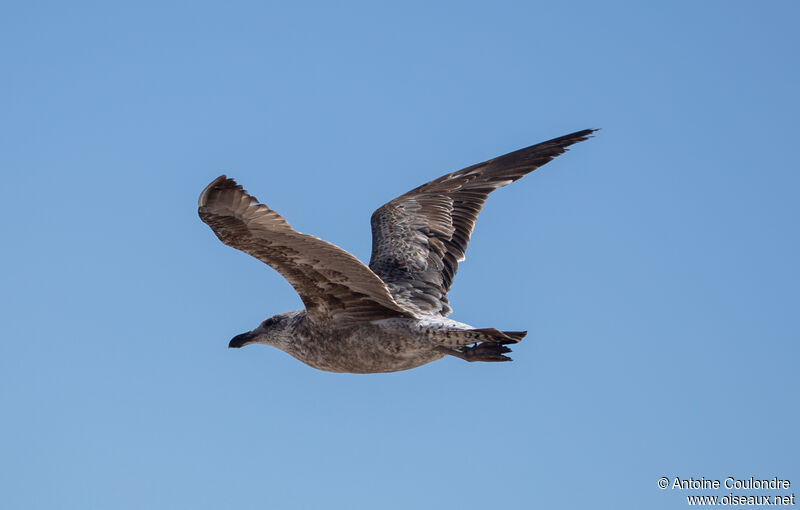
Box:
199, 129, 595, 373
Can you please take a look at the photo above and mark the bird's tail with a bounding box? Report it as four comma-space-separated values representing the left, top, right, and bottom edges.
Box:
434, 327, 527, 348
470, 328, 527, 344
432, 328, 527, 363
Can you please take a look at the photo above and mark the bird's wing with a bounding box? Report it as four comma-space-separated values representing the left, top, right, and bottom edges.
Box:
199, 176, 413, 325
369, 129, 596, 317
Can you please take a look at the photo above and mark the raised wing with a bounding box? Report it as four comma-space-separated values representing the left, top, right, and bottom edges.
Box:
199, 176, 413, 324
369, 129, 596, 316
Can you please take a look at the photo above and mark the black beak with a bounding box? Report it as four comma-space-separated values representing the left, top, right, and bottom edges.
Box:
229, 332, 255, 348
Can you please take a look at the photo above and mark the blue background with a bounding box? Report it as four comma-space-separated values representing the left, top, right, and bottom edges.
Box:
1, 1, 797, 508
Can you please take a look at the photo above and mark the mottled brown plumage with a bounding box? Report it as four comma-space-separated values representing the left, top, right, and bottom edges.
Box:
199, 129, 596, 373
199, 177, 410, 325
369, 129, 597, 316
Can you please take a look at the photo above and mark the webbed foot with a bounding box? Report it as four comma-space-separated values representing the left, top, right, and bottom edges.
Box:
436, 342, 513, 363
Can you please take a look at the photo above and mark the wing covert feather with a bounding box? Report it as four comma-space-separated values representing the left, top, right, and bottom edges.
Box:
199, 176, 412, 324
369, 129, 596, 316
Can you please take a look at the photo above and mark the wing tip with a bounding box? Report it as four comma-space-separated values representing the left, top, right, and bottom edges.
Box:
524, 127, 598, 160
198, 174, 232, 207
559, 128, 600, 146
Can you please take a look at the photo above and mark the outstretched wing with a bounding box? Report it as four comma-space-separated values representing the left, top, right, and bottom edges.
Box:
199, 176, 413, 325
369, 129, 596, 317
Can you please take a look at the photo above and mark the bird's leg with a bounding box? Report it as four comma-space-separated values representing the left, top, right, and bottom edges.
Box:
435, 343, 512, 362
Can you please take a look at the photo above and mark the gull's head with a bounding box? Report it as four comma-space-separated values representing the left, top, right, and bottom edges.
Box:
228, 311, 297, 348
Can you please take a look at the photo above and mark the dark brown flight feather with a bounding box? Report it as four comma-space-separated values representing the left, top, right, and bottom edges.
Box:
368, 128, 597, 316
198, 176, 412, 325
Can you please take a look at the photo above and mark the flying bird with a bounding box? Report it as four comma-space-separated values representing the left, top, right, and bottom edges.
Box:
199, 129, 595, 373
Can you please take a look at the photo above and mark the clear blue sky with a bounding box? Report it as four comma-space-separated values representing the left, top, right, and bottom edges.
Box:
1, 1, 797, 508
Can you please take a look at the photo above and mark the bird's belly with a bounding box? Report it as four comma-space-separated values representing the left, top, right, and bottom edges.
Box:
285, 323, 446, 374
301, 350, 445, 374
